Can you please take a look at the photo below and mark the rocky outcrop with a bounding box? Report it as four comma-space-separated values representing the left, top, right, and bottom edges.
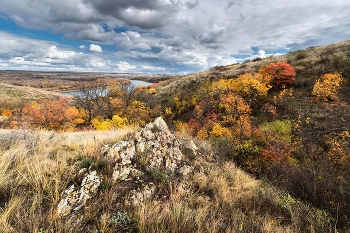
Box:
57, 117, 199, 217
57, 171, 102, 216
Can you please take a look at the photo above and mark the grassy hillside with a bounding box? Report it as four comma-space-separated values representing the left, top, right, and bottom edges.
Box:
0, 126, 332, 232
0, 40, 350, 232
153, 40, 350, 231
156, 40, 350, 96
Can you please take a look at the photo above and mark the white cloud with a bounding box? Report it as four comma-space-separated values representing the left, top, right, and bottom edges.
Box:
258, 50, 266, 58
132, 43, 152, 50
117, 61, 136, 72
79, 45, 86, 49
141, 65, 166, 71
89, 44, 103, 53
45, 46, 77, 60
1, 0, 350, 73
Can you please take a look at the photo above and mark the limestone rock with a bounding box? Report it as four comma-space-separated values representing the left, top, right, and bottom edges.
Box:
179, 165, 194, 176
57, 171, 102, 216
58, 117, 199, 218
130, 183, 156, 205
110, 117, 192, 183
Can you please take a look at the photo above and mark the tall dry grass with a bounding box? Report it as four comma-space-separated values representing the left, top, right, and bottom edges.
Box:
0, 128, 333, 232
0, 128, 133, 233
133, 162, 331, 233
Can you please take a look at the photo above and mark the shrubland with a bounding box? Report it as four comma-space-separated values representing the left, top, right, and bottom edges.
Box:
0, 40, 350, 232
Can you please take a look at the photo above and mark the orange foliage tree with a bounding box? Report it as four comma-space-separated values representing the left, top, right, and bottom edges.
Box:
22, 98, 83, 130
187, 79, 253, 140
258, 62, 296, 90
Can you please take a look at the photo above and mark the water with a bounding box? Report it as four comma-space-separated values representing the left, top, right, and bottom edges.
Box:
61, 79, 152, 97
131, 80, 153, 87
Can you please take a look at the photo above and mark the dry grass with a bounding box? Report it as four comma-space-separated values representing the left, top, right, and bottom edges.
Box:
133, 162, 331, 233
0, 83, 62, 113
0, 128, 133, 233
0, 128, 333, 232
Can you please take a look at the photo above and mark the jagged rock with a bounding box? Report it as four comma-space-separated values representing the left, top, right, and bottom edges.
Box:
58, 117, 199, 217
179, 165, 194, 176
130, 183, 156, 205
110, 117, 190, 182
181, 139, 199, 158
113, 165, 143, 181
57, 171, 102, 216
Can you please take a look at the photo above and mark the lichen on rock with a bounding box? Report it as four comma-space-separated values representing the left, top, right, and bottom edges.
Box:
57, 170, 102, 216
58, 117, 199, 215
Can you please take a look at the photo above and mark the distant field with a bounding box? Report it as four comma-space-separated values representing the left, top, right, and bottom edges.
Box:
0, 82, 62, 112
0, 70, 173, 93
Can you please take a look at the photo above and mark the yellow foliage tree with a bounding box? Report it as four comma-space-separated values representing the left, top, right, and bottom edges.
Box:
149, 87, 157, 94
210, 123, 233, 138
91, 115, 128, 130
126, 100, 152, 126
312, 72, 343, 100
219, 93, 252, 139
229, 73, 271, 103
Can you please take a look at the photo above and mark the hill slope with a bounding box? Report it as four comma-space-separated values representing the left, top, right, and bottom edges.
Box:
0, 118, 332, 232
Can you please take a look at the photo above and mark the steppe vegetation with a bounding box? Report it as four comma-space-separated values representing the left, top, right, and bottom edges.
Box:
0, 40, 350, 232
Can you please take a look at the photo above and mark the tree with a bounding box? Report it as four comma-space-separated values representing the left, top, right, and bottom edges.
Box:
74, 79, 112, 123
108, 81, 137, 114
229, 72, 271, 106
91, 115, 128, 130
312, 72, 343, 100
22, 98, 83, 130
259, 62, 296, 90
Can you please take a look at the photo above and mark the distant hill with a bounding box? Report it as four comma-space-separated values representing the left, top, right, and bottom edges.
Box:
157, 40, 350, 96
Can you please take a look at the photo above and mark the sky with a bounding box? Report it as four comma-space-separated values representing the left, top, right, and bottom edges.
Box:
0, 0, 350, 74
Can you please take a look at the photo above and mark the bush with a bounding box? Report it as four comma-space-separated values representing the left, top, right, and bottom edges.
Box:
295, 50, 308, 60
312, 72, 343, 100
259, 62, 296, 90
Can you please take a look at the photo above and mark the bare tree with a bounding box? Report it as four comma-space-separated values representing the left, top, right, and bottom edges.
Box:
74, 79, 112, 124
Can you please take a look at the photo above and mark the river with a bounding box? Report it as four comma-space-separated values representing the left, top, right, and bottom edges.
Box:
61, 79, 152, 97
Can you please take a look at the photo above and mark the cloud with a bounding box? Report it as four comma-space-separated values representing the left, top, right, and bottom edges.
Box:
132, 43, 152, 51
161, 37, 184, 47
117, 61, 136, 72
184, 0, 199, 9
88, 0, 179, 29
258, 50, 266, 58
79, 45, 86, 49
141, 65, 166, 71
46, 46, 78, 60
89, 44, 103, 52
196, 25, 227, 44
1, 0, 350, 73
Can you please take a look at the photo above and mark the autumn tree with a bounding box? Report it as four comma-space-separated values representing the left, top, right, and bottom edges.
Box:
108, 80, 137, 114
74, 79, 112, 123
126, 100, 154, 126
258, 62, 296, 90
187, 79, 253, 140
91, 115, 128, 130
229, 72, 271, 107
22, 98, 83, 130
219, 93, 252, 139
312, 72, 343, 100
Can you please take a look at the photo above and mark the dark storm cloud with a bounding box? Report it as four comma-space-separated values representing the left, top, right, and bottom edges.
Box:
86, 0, 179, 29
196, 25, 227, 44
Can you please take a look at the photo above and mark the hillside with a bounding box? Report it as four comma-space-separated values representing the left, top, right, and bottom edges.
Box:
156, 40, 350, 96
0, 118, 332, 232
0, 40, 350, 232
